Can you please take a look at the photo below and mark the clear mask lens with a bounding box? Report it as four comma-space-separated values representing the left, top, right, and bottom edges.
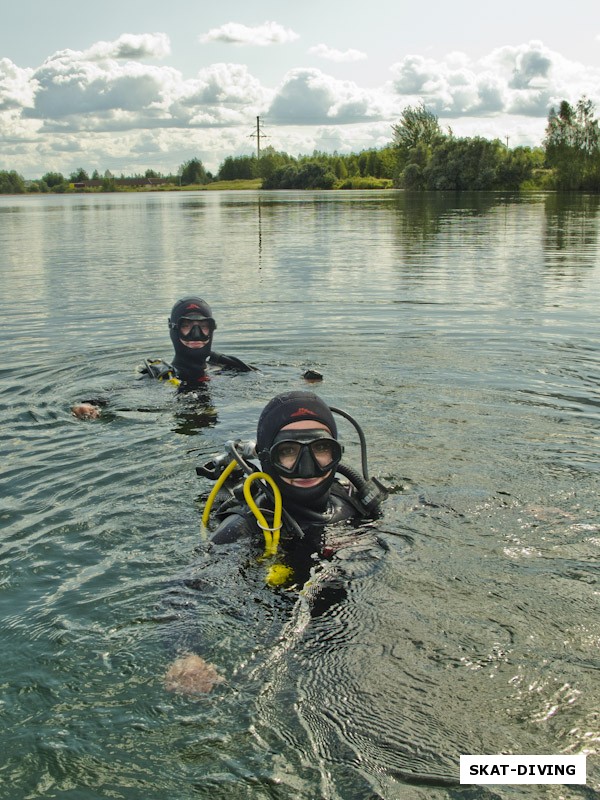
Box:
269, 431, 342, 478
178, 317, 214, 341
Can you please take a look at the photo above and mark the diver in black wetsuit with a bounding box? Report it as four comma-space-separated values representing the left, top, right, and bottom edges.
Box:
147, 296, 254, 388
201, 390, 388, 589
72, 296, 254, 418
163, 390, 388, 695
209, 390, 372, 546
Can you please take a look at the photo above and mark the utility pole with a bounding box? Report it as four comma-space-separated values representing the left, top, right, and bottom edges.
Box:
250, 116, 267, 159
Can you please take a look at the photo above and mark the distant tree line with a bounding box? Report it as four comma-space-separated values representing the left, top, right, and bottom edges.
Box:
391, 98, 600, 192
391, 104, 540, 190
0, 161, 214, 194
2, 98, 599, 193
216, 146, 395, 189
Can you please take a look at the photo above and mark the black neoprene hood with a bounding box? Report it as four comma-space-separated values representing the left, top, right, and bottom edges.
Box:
256, 391, 339, 511
256, 391, 338, 452
169, 297, 215, 328
168, 296, 216, 380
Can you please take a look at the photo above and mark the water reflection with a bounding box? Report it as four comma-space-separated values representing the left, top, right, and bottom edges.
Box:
1, 190, 599, 799
257, 196, 263, 267
543, 192, 600, 270
171, 389, 218, 436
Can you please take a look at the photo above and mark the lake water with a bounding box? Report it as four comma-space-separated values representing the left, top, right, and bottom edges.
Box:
1, 190, 599, 800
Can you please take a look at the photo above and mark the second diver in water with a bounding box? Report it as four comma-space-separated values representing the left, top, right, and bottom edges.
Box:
143, 296, 255, 388
72, 296, 254, 418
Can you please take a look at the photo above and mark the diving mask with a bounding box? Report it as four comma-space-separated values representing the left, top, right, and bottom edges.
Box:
267, 429, 343, 479
174, 316, 215, 343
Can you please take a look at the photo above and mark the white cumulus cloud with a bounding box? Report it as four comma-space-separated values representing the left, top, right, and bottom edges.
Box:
84, 33, 171, 61
180, 63, 269, 108
268, 68, 385, 125
389, 40, 600, 119
4, 32, 600, 179
26, 50, 180, 125
18, 38, 271, 136
199, 21, 299, 47
309, 44, 367, 63
0, 58, 37, 110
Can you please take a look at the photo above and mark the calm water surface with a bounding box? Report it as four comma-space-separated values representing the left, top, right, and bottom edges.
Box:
1, 190, 599, 799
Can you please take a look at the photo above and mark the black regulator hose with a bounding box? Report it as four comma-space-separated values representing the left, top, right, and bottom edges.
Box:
336, 462, 368, 492
330, 406, 369, 480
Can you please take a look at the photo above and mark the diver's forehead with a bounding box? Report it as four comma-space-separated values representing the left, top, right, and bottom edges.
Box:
280, 420, 331, 433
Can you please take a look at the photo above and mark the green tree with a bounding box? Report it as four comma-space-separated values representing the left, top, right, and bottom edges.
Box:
333, 157, 348, 180
262, 162, 335, 190
401, 160, 425, 190
0, 170, 26, 193
357, 151, 369, 176
423, 137, 504, 190
262, 164, 299, 189
256, 147, 292, 181
398, 142, 431, 189
179, 158, 208, 185
544, 97, 600, 189
392, 104, 445, 187
395, 134, 540, 191
496, 146, 540, 189
41, 171, 65, 188
69, 168, 89, 183
376, 146, 397, 179
217, 155, 257, 181
342, 154, 357, 177
297, 162, 336, 189
392, 104, 443, 151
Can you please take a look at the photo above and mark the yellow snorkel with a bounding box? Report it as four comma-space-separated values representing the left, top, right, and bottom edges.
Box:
242, 472, 293, 586
242, 472, 282, 557
201, 458, 239, 529
201, 462, 282, 554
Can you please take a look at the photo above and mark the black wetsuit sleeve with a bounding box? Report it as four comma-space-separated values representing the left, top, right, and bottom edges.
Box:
78, 396, 109, 407
209, 351, 256, 373
157, 538, 266, 663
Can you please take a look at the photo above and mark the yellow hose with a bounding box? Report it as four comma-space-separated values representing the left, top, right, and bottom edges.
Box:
201, 458, 239, 528
242, 472, 282, 556
201, 463, 284, 570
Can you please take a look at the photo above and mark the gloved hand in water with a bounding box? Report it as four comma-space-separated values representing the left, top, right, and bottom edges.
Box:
164, 653, 225, 695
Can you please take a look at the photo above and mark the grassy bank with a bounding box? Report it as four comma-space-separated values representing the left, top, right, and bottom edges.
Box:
60, 177, 399, 194
134, 179, 262, 192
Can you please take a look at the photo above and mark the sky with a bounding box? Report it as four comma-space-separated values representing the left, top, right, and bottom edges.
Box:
1, 0, 600, 179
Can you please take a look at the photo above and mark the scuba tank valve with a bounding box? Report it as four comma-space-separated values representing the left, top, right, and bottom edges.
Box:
196, 439, 256, 480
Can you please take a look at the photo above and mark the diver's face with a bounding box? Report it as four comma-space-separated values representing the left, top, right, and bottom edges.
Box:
277, 420, 333, 489
178, 318, 211, 348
